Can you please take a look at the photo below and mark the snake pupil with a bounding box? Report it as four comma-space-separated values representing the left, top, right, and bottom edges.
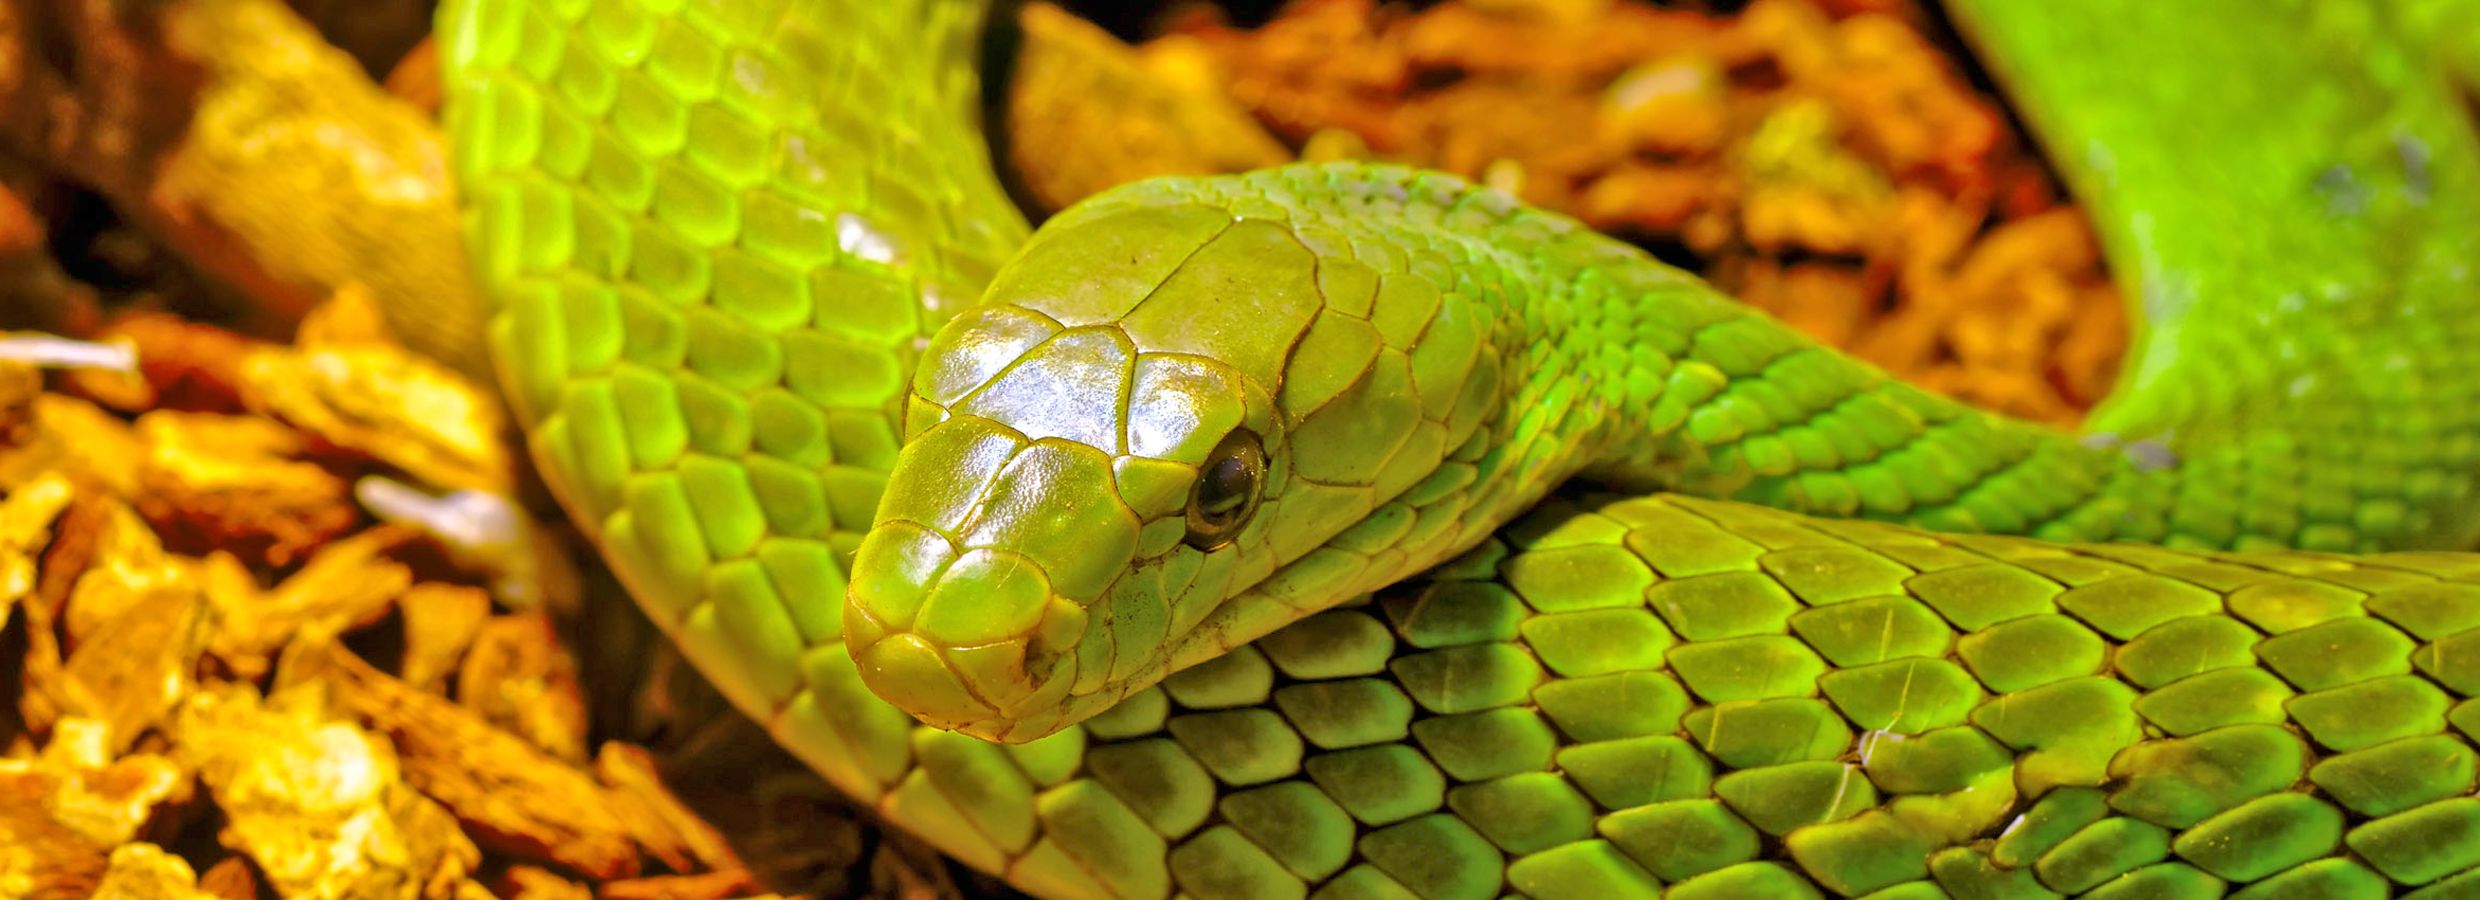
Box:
1185, 431, 1264, 550
1203, 461, 1247, 511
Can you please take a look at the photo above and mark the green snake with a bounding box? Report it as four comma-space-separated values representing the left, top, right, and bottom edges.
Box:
434, 0, 2480, 896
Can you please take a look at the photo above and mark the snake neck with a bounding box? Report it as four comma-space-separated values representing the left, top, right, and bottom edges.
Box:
1198, 2, 2480, 569
1141, 158, 2480, 586
867, 7, 2480, 740
921, 122, 2480, 738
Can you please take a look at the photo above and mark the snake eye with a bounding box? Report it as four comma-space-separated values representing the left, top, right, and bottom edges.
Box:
1184, 430, 1265, 550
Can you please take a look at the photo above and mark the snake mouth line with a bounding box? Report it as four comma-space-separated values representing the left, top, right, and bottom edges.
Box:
844, 532, 1278, 742
846, 543, 1296, 744
841, 515, 1067, 738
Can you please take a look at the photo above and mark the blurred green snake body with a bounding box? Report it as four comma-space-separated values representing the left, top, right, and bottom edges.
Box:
438, 0, 2480, 896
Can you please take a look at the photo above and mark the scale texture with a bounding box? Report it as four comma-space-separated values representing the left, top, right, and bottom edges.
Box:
434, 0, 2480, 896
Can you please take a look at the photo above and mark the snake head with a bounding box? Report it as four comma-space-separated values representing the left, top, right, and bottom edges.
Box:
845, 182, 1487, 742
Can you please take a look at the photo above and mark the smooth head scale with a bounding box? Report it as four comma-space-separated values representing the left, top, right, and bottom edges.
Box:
843, 175, 1513, 742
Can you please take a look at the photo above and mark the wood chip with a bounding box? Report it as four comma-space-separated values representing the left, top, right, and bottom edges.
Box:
17, 718, 192, 847
57, 565, 208, 755
457, 611, 589, 761
599, 870, 771, 900
399, 582, 492, 694
499, 866, 593, 900
172, 681, 480, 898
240, 287, 513, 496
134, 410, 359, 567
202, 526, 413, 681
597, 742, 749, 876
278, 637, 642, 880
90, 843, 218, 900
196, 857, 259, 900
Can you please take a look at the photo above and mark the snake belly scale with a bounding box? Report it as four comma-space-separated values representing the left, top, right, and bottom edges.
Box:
436, 0, 2480, 896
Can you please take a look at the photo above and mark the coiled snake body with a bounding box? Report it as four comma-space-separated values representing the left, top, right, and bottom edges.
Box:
436, 0, 2480, 896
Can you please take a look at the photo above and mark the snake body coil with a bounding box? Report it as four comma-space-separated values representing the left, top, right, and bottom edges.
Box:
439, 0, 2480, 896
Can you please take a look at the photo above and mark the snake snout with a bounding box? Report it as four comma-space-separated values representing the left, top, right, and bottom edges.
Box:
843, 521, 1091, 739
846, 416, 1144, 741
